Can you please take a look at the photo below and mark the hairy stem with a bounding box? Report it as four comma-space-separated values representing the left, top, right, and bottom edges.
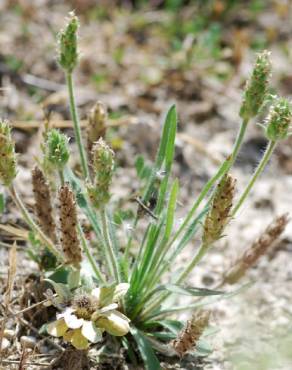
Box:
66, 72, 89, 179
138, 120, 249, 320
101, 208, 121, 282
77, 224, 105, 283
232, 140, 276, 216
58, 169, 65, 186
167, 118, 248, 250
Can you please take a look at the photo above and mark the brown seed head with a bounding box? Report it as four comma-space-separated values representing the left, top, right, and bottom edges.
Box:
203, 174, 236, 245
58, 184, 82, 267
172, 310, 210, 357
32, 166, 57, 243
223, 213, 289, 284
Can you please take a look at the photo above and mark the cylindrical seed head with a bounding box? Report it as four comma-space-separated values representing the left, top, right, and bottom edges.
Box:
32, 166, 57, 244
0, 120, 17, 186
87, 101, 108, 158
223, 214, 289, 284
58, 184, 82, 268
202, 174, 236, 245
45, 129, 70, 170
265, 97, 292, 141
172, 310, 210, 357
87, 138, 114, 209
57, 12, 79, 73
240, 51, 271, 121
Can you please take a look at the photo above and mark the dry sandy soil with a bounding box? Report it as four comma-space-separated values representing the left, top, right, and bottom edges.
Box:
0, 1, 292, 369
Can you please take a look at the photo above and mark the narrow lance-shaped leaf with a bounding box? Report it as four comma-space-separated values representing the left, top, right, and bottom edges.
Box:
143, 105, 177, 204
130, 327, 162, 370
164, 179, 179, 241
155, 105, 177, 170
147, 284, 223, 300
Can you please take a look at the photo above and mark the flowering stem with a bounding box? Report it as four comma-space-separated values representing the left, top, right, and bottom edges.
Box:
66, 72, 89, 179
176, 243, 208, 284
9, 185, 63, 261
138, 121, 249, 320
100, 208, 121, 282
232, 140, 276, 216
77, 223, 106, 283
58, 169, 65, 186
167, 118, 248, 249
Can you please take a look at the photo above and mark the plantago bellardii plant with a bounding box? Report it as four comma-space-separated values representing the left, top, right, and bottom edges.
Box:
0, 14, 291, 369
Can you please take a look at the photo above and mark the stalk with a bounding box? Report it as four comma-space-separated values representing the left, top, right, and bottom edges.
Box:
58, 169, 65, 186
100, 208, 121, 282
9, 185, 63, 261
66, 72, 89, 179
77, 224, 106, 283
176, 243, 208, 284
132, 121, 248, 320
167, 118, 248, 248
139, 174, 235, 320
232, 140, 276, 216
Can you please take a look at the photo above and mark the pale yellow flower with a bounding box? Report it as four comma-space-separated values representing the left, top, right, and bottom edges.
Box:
47, 307, 102, 350
47, 284, 131, 350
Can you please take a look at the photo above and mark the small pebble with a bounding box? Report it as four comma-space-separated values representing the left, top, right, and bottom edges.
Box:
0, 337, 11, 350
4, 329, 15, 339
20, 335, 37, 348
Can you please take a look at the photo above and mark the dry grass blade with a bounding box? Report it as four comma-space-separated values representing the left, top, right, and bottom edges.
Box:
0, 224, 29, 240
4, 242, 17, 307
9, 116, 139, 131
0, 243, 17, 360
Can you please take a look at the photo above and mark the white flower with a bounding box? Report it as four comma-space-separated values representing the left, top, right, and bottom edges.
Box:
47, 283, 131, 350
47, 307, 102, 350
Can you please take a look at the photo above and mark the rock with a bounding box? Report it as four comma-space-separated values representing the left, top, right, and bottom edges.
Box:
0, 337, 10, 350
3, 329, 15, 339
20, 335, 37, 348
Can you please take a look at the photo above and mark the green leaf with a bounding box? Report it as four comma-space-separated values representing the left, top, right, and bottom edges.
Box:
143, 105, 177, 204
144, 319, 184, 341
168, 205, 209, 262
0, 193, 5, 213
135, 155, 152, 180
44, 279, 72, 303
156, 319, 184, 334
164, 179, 179, 240
150, 331, 176, 340
195, 339, 213, 356
45, 267, 69, 284
152, 284, 223, 298
155, 105, 177, 169
67, 268, 80, 290
130, 327, 162, 370
147, 282, 253, 321
121, 337, 138, 367
164, 107, 177, 173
